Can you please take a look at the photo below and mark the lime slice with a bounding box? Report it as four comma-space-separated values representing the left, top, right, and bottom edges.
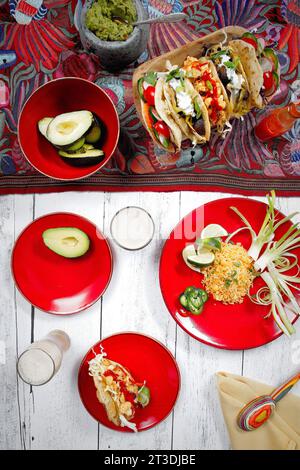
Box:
187, 250, 215, 267
182, 244, 201, 272
200, 224, 228, 239
198, 237, 221, 252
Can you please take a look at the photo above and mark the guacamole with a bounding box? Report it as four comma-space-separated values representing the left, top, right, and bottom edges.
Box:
86, 0, 137, 42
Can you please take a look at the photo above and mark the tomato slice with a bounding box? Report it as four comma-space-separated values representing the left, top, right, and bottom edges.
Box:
263, 71, 275, 91
242, 37, 258, 50
143, 86, 156, 106
153, 120, 170, 139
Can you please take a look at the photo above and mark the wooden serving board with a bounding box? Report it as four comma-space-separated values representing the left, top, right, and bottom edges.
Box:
132, 26, 247, 127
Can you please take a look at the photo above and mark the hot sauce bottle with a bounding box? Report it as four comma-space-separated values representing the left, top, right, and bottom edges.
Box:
254, 102, 300, 142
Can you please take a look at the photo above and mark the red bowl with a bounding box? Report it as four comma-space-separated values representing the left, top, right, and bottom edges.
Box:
18, 78, 120, 180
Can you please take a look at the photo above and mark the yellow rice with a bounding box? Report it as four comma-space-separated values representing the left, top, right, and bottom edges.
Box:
202, 242, 255, 304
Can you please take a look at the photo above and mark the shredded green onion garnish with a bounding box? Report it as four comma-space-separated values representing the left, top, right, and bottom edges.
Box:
228, 190, 300, 337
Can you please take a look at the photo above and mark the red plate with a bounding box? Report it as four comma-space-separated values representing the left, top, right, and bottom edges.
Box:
12, 213, 113, 315
78, 333, 180, 432
160, 198, 299, 350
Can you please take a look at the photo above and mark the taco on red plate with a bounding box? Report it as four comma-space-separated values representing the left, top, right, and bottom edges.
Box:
89, 350, 150, 432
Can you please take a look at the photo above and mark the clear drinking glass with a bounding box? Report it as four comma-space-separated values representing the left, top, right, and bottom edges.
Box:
17, 330, 70, 386
110, 206, 155, 251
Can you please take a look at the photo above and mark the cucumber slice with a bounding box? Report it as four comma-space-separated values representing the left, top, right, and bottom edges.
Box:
200, 224, 228, 239
187, 250, 215, 267
257, 37, 265, 56
263, 48, 279, 72
138, 78, 146, 102
153, 127, 170, 149
149, 106, 160, 123
159, 134, 170, 149
242, 32, 258, 45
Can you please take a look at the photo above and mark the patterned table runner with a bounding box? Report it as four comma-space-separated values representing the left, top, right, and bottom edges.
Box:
0, 0, 299, 195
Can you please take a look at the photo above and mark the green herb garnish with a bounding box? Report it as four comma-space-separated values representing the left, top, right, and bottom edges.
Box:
211, 50, 226, 59
206, 80, 213, 91
166, 68, 181, 82
144, 71, 157, 86
224, 61, 236, 69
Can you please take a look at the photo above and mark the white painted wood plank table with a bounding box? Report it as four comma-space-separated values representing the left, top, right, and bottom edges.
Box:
0, 191, 299, 450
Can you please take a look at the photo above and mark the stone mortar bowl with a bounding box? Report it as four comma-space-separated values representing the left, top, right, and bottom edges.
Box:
79, 0, 150, 71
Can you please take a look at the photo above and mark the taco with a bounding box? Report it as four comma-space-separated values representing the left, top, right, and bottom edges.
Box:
162, 66, 211, 144
229, 39, 264, 109
204, 44, 251, 117
230, 34, 280, 108
182, 57, 230, 133
89, 350, 150, 432
138, 72, 183, 153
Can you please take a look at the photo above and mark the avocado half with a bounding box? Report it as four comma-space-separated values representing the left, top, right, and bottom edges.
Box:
46, 110, 93, 147
58, 148, 104, 167
42, 227, 90, 258
38, 117, 53, 138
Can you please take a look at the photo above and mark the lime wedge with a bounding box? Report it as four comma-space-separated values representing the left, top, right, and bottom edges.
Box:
200, 224, 228, 239
198, 237, 221, 252
187, 250, 215, 267
182, 244, 201, 272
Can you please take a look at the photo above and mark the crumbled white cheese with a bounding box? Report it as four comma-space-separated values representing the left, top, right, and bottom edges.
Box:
218, 54, 244, 90
169, 78, 195, 117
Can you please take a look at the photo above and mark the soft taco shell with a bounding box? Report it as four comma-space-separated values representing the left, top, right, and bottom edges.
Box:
154, 77, 183, 150
93, 376, 120, 426
163, 78, 210, 143
205, 59, 231, 127
92, 358, 136, 427
186, 57, 230, 131
229, 39, 264, 108
141, 101, 176, 153
206, 44, 251, 118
